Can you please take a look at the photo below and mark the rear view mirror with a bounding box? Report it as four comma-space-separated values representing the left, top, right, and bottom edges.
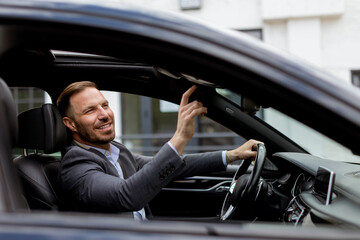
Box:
216, 88, 262, 115
240, 97, 260, 115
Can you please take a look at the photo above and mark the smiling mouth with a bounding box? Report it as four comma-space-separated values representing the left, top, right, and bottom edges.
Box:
98, 123, 111, 130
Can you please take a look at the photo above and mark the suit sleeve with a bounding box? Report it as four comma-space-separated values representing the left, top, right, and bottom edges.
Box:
59, 144, 185, 212
177, 151, 226, 177
133, 149, 226, 179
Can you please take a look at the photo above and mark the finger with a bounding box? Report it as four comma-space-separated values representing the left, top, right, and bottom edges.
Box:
247, 139, 264, 150
249, 150, 257, 157
181, 101, 205, 117
187, 107, 207, 120
180, 85, 197, 107
252, 144, 258, 151
180, 100, 203, 113
243, 150, 257, 160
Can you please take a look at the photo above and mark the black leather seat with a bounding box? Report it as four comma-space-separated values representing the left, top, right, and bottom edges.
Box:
0, 78, 29, 211
14, 104, 67, 210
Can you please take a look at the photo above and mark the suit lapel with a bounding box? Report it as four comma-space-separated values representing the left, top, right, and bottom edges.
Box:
72, 140, 120, 177
71, 140, 138, 179
116, 145, 137, 179
117, 152, 128, 179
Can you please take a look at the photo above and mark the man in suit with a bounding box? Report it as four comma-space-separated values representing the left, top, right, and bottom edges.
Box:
57, 81, 262, 218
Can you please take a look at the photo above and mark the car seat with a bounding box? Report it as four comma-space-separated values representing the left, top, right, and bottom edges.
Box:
0, 78, 29, 211
14, 104, 67, 210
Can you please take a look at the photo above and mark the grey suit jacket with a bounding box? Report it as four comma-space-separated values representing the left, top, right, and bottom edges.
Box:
58, 141, 225, 213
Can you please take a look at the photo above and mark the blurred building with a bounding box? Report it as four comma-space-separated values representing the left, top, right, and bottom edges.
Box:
115, 0, 359, 84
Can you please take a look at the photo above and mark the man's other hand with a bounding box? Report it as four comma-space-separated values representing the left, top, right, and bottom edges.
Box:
170, 85, 207, 155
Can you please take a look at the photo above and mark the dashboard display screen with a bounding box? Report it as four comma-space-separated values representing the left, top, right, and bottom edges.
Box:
313, 166, 335, 205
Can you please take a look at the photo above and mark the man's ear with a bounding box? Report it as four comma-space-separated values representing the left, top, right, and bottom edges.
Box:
63, 117, 77, 132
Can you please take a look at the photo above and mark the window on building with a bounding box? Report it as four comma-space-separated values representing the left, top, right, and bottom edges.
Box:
240, 29, 262, 40
10, 87, 46, 114
351, 70, 360, 87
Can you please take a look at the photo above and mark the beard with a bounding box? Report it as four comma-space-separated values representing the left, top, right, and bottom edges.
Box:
75, 121, 115, 145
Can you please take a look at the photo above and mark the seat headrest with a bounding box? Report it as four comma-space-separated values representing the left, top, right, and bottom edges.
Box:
0, 78, 17, 148
17, 104, 67, 154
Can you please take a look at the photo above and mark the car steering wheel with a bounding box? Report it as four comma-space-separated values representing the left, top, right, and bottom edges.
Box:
220, 143, 266, 221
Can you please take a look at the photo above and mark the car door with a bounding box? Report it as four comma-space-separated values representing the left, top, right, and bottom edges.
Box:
149, 166, 236, 218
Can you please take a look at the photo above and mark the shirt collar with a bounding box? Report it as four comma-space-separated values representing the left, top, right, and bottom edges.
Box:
74, 140, 120, 159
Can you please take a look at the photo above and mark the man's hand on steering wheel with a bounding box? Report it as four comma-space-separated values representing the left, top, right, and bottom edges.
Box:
226, 139, 263, 164
220, 142, 266, 221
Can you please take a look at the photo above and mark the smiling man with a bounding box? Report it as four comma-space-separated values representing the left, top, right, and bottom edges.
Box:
57, 81, 261, 218
60, 86, 116, 150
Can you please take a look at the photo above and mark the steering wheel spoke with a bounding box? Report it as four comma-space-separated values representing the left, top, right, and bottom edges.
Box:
220, 204, 235, 221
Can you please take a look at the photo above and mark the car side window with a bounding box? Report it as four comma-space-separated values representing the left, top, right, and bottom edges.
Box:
10, 87, 247, 161
101, 91, 247, 158
10, 87, 50, 114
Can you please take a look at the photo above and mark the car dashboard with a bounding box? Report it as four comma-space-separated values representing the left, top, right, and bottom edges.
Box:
282, 172, 312, 225
270, 152, 360, 228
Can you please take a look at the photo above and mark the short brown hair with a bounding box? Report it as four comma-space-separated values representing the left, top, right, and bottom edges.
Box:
57, 81, 98, 118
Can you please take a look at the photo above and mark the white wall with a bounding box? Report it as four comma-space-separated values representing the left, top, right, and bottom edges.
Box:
115, 0, 359, 83
116, 0, 262, 29
260, 0, 360, 159
261, 0, 360, 84
322, 0, 360, 83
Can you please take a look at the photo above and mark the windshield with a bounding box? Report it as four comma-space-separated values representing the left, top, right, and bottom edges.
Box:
263, 108, 360, 162
217, 88, 360, 163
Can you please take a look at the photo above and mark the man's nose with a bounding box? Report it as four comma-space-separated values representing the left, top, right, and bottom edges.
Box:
98, 106, 109, 119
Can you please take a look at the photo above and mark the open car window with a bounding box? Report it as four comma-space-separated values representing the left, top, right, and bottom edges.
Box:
104, 90, 247, 156
10, 87, 51, 114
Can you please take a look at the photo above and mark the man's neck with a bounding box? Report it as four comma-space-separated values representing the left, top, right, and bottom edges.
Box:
72, 136, 111, 151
